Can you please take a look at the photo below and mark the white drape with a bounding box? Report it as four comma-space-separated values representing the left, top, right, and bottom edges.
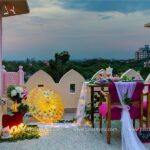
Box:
76, 82, 87, 125
115, 82, 147, 150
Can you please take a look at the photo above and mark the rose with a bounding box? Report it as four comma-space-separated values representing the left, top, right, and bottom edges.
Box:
15, 87, 25, 99
15, 87, 23, 94
11, 90, 17, 97
22, 88, 28, 100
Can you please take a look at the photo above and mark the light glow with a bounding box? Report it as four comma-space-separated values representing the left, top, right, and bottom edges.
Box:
27, 87, 64, 124
10, 123, 25, 134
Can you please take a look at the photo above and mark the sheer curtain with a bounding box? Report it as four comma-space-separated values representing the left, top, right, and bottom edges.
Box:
76, 82, 87, 125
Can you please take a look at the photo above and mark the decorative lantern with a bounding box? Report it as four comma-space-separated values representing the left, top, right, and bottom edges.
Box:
27, 87, 64, 124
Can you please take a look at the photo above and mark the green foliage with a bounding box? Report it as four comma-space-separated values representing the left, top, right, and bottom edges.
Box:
85, 94, 106, 120
2, 53, 148, 83
0, 125, 40, 142
7, 85, 15, 99
122, 76, 132, 81
140, 67, 150, 80
17, 103, 29, 114
124, 93, 132, 106
55, 51, 70, 63
45, 51, 71, 82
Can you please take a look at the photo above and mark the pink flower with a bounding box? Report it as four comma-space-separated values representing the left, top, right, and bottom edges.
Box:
111, 77, 120, 82
23, 88, 28, 100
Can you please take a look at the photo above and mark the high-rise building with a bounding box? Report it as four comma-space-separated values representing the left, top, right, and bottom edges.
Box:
135, 45, 150, 60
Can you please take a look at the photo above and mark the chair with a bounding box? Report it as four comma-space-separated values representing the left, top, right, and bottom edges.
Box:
143, 84, 150, 127
99, 82, 144, 144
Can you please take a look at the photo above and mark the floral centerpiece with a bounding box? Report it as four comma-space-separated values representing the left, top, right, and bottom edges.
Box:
7, 85, 28, 112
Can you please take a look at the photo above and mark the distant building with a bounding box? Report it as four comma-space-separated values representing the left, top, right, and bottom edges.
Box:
135, 45, 150, 60
43, 60, 49, 66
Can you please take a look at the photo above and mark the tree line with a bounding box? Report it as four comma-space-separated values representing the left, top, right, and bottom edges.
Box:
3, 51, 150, 82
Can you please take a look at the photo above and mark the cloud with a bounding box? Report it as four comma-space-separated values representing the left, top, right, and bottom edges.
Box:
101, 15, 113, 20
29, 16, 52, 25
55, 0, 150, 13
2, 0, 150, 60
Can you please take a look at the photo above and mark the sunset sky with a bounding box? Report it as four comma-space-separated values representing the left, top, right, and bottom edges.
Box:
2, 0, 150, 60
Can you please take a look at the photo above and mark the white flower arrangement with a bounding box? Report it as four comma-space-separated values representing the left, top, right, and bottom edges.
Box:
10, 86, 24, 98
15, 86, 24, 93
11, 90, 17, 97
7, 85, 27, 103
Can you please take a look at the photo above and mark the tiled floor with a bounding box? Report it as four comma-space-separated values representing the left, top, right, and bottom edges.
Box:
0, 113, 149, 150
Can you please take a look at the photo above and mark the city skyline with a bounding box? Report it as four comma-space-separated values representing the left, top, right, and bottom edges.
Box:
2, 0, 150, 60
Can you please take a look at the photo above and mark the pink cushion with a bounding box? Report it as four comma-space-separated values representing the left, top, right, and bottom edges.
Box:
99, 103, 141, 120
143, 100, 147, 116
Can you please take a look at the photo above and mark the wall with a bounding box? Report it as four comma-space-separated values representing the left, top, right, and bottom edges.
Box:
25, 69, 85, 110
2, 66, 24, 96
